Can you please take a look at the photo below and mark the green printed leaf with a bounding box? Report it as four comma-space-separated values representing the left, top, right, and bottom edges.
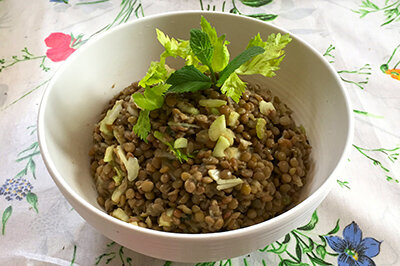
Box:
28, 159, 36, 179
279, 260, 308, 266
297, 210, 318, 231
240, 0, 273, 7
316, 245, 327, 260
217, 46, 264, 86
295, 241, 302, 261
70, 245, 77, 266
133, 110, 151, 142
247, 13, 278, 21
164, 261, 172, 266
327, 219, 340, 235
309, 256, 333, 266
302, 237, 314, 253
15, 168, 27, 179
282, 233, 291, 244
166, 65, 212, 93
18, 142, 39, 156
2, 205, 12, 235
26, 192, 39, 213
190, 29, 213, 67
267, 242, 288, 254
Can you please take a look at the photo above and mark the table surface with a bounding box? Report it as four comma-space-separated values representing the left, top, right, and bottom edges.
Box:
1, 0, 399, 265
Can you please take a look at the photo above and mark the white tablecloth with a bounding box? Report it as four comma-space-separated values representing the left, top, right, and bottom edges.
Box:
1, 0, 399, 265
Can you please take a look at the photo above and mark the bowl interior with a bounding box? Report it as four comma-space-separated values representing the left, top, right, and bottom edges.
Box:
39, 12, 350, 233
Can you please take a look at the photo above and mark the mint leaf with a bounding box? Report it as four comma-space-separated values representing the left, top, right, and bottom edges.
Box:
190, 28, 213, 68
220, 72, 246, 103
132, 84, 170, 111
217, 46, 264, 86
200, 16, 230, 72
133, 110, 151, 142
166, 65, 212, 93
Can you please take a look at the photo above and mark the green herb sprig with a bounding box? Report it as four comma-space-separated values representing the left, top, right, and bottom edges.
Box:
132, 16, 291, 143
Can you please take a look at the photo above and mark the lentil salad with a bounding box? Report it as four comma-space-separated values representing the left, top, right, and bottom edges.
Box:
88, 17, 311, 233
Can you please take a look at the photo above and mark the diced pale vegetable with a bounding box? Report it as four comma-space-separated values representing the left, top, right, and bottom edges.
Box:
225, 147, 240, 159
126, 104, 138, 116
208, 169, 220, 181
210, 107, 220, 115
113, 128, 125, 145
114, 146, 128, 166
227, 111, 240, 127
113, 166, 124, 179
259, 100, 275, 115
159, 208, 174, 227
174, 138, 188, 149
256, 118, 267, 139
239, 138, 252, 148
126, 157, 139, 181
216, 178, 243, 190
168, 121, 200, 128
199, 99, 227, 108
213, 136, 231, 157
104, 145, 114, 162
208, 115, 226, 141
112, 208, 129, 222
177, 102, 200, 115
221, 128, 235, 145
111, 178, 127, 204
112, 175, 122, 186
99, 100, 123, 136
114, 146, 139, 181
130, 221, 139, 226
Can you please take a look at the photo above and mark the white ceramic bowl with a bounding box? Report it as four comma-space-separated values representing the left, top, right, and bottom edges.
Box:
38, 11, 353, 263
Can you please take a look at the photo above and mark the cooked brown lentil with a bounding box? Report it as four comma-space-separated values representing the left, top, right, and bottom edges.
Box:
90, 81, 312, 233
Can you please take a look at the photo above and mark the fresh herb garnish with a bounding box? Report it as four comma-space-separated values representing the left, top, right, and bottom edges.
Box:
153, 131, 193, 163
132, 83, 170, 111
166, 65, 212, 93
132, 16, 291, 144
132, 110, 151, 142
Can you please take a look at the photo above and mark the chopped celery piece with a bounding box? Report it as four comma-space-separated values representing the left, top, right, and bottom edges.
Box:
213, 136, 230, 157
227, 111, 240, 127
199, 99, 227, 108
112, 208, 129, 222
256, 118, 267, 139
259, 100, 275, 115
104, 145, 114, 162
208, 115, 226, 141
99, 100, 123, 136
174, 138, 188, 149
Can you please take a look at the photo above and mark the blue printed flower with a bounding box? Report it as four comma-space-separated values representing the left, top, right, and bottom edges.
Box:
0, 178, 33, 201
325, 222, 381, 266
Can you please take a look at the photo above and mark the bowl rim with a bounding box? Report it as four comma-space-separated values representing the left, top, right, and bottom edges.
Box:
38, 10, 354, 240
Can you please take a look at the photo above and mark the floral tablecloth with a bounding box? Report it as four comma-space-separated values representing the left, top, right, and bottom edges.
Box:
1, 0, 399, 265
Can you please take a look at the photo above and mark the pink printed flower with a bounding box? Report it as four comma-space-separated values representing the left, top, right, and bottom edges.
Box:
45, 32, 76, 62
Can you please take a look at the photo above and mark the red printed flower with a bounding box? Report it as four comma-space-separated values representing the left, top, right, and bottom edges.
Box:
45, 32, 78, 62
